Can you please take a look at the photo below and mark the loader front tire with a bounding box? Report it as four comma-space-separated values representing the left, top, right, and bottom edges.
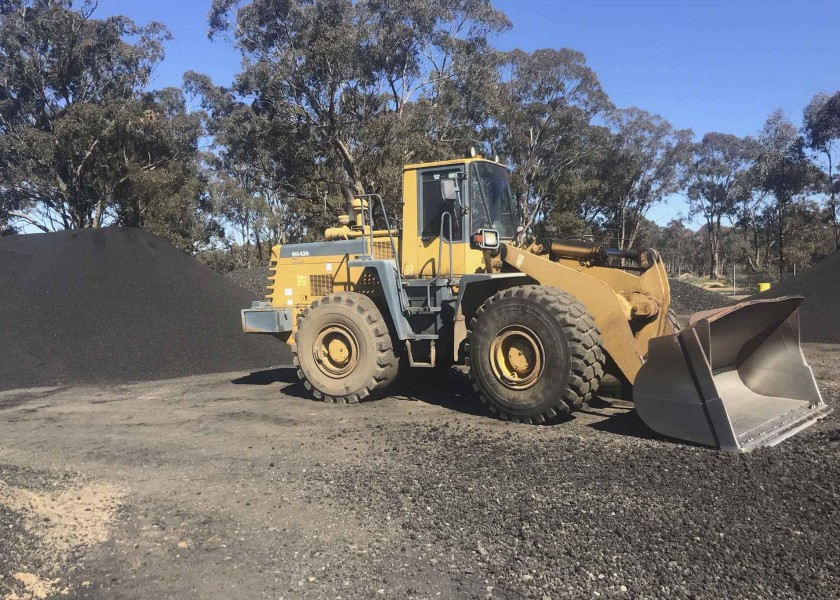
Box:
293, 292, 399, 404
466, 286, 604, 423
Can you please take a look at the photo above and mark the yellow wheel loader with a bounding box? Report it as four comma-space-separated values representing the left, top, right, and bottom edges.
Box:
241, 156, 830, 451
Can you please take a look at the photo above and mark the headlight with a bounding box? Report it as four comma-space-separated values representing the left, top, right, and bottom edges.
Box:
470, 228, 500, 251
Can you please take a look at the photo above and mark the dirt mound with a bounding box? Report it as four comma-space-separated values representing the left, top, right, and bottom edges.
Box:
668, 279, 735, 314
755, 251, 840, 343
224, 266, 271, 299
0, 228, 290, 391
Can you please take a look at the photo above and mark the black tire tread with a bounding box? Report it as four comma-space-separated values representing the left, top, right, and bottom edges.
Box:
465, 285, 605, 424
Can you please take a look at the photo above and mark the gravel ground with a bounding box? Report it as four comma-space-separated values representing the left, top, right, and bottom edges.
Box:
0, 344, 838, 599
224, 266, 272, 299
755, 250, 840, 343
0, 229, 288, 391
668, 279, 734, 315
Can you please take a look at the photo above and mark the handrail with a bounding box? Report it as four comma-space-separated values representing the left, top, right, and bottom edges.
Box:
366, 194, 401, 271
356, 194, 410, 310
437, 211, 454, 283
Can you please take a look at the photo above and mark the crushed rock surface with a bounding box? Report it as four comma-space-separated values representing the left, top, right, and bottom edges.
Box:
668, 279, 734, 315
224, 266, 272, 300
0, 228, 288, 391
0, 347, 838, 599
755, 250, 840, 342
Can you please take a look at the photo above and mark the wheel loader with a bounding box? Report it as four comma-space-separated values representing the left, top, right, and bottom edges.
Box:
241, 155, 830, 451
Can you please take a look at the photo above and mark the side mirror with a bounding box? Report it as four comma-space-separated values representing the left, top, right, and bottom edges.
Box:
440, 179, 459, 201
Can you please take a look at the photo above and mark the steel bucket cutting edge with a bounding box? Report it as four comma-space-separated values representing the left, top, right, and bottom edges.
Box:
634, 296, 831, 451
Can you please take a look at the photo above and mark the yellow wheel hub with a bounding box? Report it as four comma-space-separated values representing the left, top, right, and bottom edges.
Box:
314, 325, 359, 378
489, 326, 544, 390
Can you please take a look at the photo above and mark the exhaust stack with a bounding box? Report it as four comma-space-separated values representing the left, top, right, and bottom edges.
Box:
634, 297, 831, 451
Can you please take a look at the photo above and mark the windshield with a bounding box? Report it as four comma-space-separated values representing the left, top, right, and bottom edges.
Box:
469, 162, 517, 239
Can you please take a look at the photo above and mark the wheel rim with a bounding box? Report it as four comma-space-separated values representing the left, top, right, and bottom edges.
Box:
489, 325, 544, 390
313, 324, 359, 378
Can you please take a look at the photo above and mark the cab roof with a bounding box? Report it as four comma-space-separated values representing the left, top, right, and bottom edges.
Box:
403, 156, 506, 171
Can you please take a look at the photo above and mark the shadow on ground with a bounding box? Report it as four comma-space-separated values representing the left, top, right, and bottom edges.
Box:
231, 367, 311, 399
231, 366, 491, 416
231, 365, 666, 442
390, 368, 493, 418
574, 375, 663, 442
580, 399, 663, 442
231, 368, 298, 386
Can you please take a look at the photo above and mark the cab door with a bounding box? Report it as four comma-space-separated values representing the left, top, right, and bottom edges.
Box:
413, 165, 466, 278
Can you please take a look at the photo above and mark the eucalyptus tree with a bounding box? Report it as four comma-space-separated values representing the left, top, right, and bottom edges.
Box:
683, 133, 758, 278
592, 108, 692, 250
185, 70, 327, 257
482, 48, 611, 235
756, 110, 817, 279
0, 0, 212, 249
803, 91, 840, 248
207, 0, 510, 215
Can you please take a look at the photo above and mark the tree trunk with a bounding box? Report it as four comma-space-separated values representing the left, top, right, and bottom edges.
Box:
254, 227, 263, 262
618, 204, 627, 250
707, 220, 719, 280
334, 139, 364, 196
92, 197, 106, 229
828, 153, 839, 249
710, 247, 719, 280
778, 197, 786, 281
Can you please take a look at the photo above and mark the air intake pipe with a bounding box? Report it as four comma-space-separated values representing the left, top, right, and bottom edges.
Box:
339, 184, 356, 219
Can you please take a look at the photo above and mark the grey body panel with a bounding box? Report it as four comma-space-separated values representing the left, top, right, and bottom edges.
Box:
241, 302, 293, 334
279, 239, 364, 258
453, 272, 533, 315
634, 296, 830, 451
347, 258, 415, 340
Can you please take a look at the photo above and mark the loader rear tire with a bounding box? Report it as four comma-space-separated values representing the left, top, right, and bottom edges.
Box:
293, 292, 399, 404
466, 286, 604, 423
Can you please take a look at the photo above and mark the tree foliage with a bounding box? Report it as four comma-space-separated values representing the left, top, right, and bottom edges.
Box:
1, 0, 837, 281
0, 0, 214, 250
207, 0, 508, 192
756, 110, 820, 279
484, 48, 610, 234
684, 133, 757, 278
591, 108, 692, 249
803, 91, 840, 248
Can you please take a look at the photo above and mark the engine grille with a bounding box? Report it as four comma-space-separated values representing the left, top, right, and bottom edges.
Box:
372, 241, 396, 260
309, 274, 334, 297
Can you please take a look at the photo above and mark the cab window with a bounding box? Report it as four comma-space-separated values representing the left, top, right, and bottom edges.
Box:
469, 162, 517, 239
420, 168, 463, 241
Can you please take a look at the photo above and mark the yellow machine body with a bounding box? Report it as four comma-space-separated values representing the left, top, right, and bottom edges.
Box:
242, 156, 830, 451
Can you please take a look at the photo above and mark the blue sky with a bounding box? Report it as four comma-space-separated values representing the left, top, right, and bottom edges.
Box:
97, 0, 840, 225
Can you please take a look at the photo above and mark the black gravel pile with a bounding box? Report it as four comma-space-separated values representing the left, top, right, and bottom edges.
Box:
309, 413, 840, 599
755, 251, 840, 343
224, 266, 272, 299
0, 228, 289, 391
669, 279, 735, 315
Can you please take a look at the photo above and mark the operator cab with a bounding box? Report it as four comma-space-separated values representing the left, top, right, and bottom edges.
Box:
402, 157, 517, 278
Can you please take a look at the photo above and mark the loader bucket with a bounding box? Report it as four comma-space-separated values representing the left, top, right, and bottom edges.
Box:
634, 296, 831, 451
